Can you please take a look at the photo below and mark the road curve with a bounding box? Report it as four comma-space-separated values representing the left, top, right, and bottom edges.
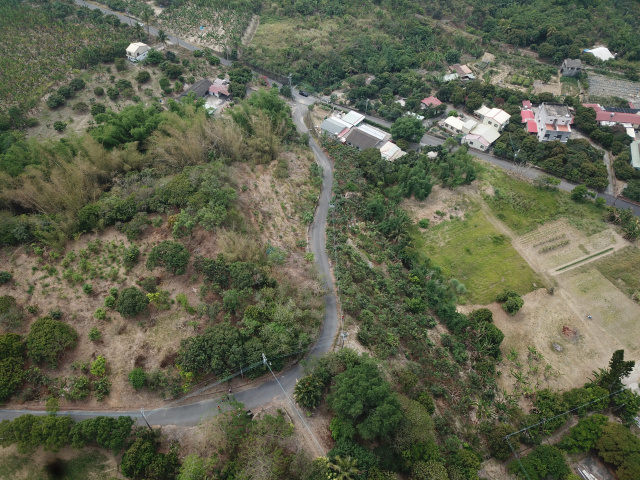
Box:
1, 6, 339, 425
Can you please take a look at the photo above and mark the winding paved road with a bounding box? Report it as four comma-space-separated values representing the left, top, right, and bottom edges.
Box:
2, 3, 338, 426
4, 0, 638, 426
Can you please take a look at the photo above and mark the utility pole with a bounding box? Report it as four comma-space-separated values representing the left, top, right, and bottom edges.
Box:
365, 98, 370, 115
140, 408, 152, 431
288, 73, 293, 97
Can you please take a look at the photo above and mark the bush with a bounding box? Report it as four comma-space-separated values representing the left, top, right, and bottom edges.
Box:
94, 307, 107, 320
46, 93, 66, 109
146, 241, 190, 275
82, 283, 93, 295
115, 58, 127, 72
0, 333, 26, 400
67, 375, 90, 400
90, 356, 107, 376
120, 430, 180, 480
91, 103, 106, 116
104, 296, 116, 308
72, 101, 89, 112
0, 295, 23, 330
94, 86, 105, 96
88, 327, 101, 342
136, 70, 151, 84
106, 87, 119, 100
69, 78, 86, 91
115, 287, 149, 318
128, 367, 147, 390
193, 50, 203, 57
496, 289, 524, 315
48, 308, 63, 319
53, 121, 67, 131
418, 219, 430, 229
57, 85, 74, 99
92, 377, 111, 401
26, 317, 78, 368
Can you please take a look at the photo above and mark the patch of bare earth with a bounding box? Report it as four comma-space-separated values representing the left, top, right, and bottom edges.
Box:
401, 183, 476, 226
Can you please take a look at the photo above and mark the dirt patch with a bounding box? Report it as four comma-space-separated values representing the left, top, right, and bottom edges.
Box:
479, 458, 518, 480
402, 184, 476, 226
533, 80, 562, 96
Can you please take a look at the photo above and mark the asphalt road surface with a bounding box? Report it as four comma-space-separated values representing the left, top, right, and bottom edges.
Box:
4, 1, 637, 425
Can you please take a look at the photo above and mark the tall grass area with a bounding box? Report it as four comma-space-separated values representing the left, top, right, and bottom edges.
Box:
0, 450, 110, 480
482, 168, 608, 235
591, 246, 640, 298
413, 209, 543, 304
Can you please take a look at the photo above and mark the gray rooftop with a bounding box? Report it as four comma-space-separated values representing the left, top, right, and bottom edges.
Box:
631, 141, 640, 170
345, 128, 379, 150
179, 79, 213, 98
542, 103, 571, 117
563, 58, 582, 68
320, 118, 349, 136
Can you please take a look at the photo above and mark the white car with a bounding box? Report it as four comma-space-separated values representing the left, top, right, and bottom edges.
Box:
137, 22, 144, 27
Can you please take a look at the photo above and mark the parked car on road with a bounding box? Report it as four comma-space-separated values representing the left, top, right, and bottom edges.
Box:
299, 90, 309, 97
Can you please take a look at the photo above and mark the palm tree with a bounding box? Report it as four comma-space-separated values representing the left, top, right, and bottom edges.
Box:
329, 456, 359, 480
132, 23, 145, 41
157, 29, 168, 48
139, 4, 153, 35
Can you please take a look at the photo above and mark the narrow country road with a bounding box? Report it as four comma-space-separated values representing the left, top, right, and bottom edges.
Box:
2, 2, 339, 427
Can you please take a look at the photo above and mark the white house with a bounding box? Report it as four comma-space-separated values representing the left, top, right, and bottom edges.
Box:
474, 105, 511, 131
535, 103, 572, 142
341, 111, 365, 127
442, 116, 477, 135
379, 141, 407, 161
462, 124, 500, 151
126, 42, 150, 62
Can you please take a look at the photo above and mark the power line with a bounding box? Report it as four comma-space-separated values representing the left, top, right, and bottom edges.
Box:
262, 353, 325, 455
505, 388, 626, 480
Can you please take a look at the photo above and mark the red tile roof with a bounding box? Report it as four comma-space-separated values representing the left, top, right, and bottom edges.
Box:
525, 119, 537, 133
521, 110, 534, 122
522, 100, 532, 108
422, 96, 442, 107
595, 111, 640, 124
582, 103, 602, 112
209, 84, 230, 96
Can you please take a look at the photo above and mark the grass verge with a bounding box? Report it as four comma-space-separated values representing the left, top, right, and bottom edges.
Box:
556, 248, 614, 271
413, 208, 542, 304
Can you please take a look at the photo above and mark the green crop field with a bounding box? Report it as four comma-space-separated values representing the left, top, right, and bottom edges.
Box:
483, 168, 607, 235
591, 245, 640, 298
413, 209, 543, 304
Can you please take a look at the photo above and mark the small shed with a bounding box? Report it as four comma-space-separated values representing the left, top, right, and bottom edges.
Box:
179, 79, 213, 99
422, 96, 442, 108
560, 59, 582, 77
126, 42, 150, 62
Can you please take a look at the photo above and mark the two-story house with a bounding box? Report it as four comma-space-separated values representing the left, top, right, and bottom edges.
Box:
535, 103, 572, 143
474, 105, 511, 131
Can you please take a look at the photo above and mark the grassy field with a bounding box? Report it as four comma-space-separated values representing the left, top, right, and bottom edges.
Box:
482, 167, 607, 235
0, 449, 115, 480
591, 245, 640, 298
413, 209, 542, 304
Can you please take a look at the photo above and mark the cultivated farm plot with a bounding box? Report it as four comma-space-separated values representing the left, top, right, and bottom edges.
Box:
0, 4, 129, 109
159, 3, 252, 52
516, 219, 622, 272
417, 209, 543, 304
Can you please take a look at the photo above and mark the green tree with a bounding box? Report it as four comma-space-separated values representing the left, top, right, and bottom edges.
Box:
157, 29, 168, 47
115, 287, 149, 318
121, 429, 180, 480
328, 359, 404, 440
328, 455, 359, 480
571, 184, 589, 202
294, 374, 325, 409
496, 289, 524, 315
391, 116, 426, 142
510, 445, 570, 480
139, 4, 154, 35
90, 355, 107, 376
592, 349, 635, 392
559, 414, 608, 453
26, 317, 78, 368
128, 367, 147, 390
146, 240, 190, 275
177, 454, 211, 480
596, 421, 640, 468
136, 70, 151, 84
411, 461, 449, 480
613, 389, 640, 425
